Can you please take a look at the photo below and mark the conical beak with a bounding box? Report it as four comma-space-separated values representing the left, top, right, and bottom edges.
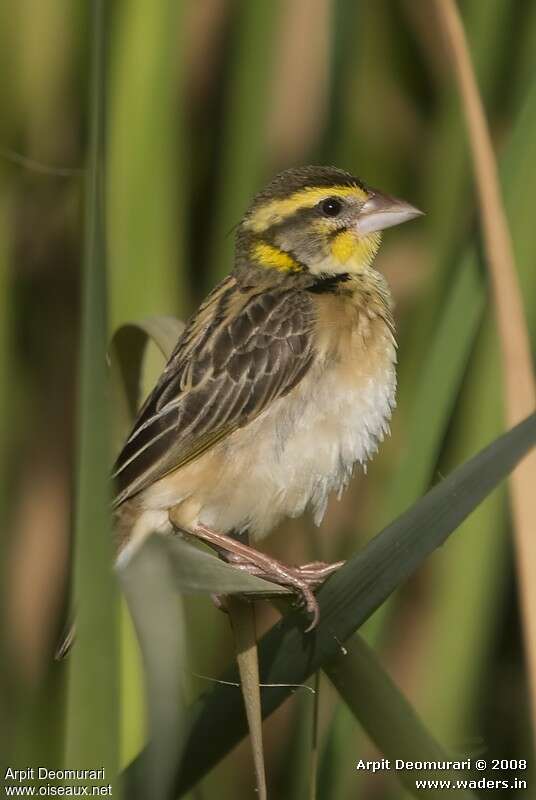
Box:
355, 190, 424, 235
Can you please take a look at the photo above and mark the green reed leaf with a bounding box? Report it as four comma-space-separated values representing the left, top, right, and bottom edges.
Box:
64, 1, 119, 790
122, 413, 535, 796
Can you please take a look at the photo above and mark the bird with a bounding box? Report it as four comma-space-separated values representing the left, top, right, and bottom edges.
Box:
112, 165, 423, 630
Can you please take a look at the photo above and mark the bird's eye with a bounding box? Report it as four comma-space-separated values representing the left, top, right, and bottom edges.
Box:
320, 197, 343, 217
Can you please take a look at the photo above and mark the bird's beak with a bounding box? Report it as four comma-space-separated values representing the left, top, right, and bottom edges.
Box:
355, 190, 424, 235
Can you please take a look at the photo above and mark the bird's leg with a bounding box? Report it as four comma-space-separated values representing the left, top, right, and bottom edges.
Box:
227, 559, 345, 590
188, 522, 344, 631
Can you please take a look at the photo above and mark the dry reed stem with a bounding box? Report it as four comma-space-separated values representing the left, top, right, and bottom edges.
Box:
433, 0, 536, 735
227, 596, 267, 800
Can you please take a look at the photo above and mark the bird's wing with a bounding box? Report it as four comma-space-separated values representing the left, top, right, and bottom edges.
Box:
112, 275, 317, 508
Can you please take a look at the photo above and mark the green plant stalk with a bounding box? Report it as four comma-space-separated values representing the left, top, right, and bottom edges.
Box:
400, 0, 513, 393
108, 0, 186, 329
410, 77, 536, 747
325, 635, 476, 799
334, 2, 403, 184
0, 187, 12, 765
317, 699, 357, 800
381, 253, 485, 529
109, 20, 188, 740
343, 251, 484, 795
361, 76, 536, 749
0, 196, 10, 481
64, 0, 119, 788
207, 1, 281, 285
274, 673, 318, 800
424, 0, 512, 252
416, 329, 511, 744
0, 5, 73, 775
308, 671, 320, 800
120, 535, 189, 800
314, 1, 462, 785
119, 596, 146, 771
12, 0, 76, 159
431, 0, 536, 743
514, 2, 536, 114
321, 0, 361, 165
350, 0, 513, 655
121, 413, 536, 796
109, 317, 187, 769
319, 2, 512, 778
359, 250, 484, 642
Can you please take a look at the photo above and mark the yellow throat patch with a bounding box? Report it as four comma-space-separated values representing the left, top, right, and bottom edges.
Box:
329, 230, 382, 271
252, 241, 301, 272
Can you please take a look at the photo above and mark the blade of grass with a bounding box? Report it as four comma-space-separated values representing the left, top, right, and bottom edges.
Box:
13, 0, 76, 161
381, 253, 485, 527
413, 326, 506, 746
357, 252, 485, 701
107, 5, 197, 788
325, 635, 476, 799
360, 50, 536, 761
108, 0, 187, 328
315, 2, 493, 785
514, 2, 536, 113
359, 247, 484, 650
433, 0, 536, 735
321, 247, 484, 791
0, 187, 13, 765
0, 195, 12, 526
109, 317, 187, 771
119, 593, 145, 772
207, 1, 281, 284
317, 700, 356, 800
115, 317, 186, 362
126, 535, 288, 597
400, 0, 513, 393
308, 671, 320, 800
331, 1, 407, 183
432, 4, 536, 428
0, 4, 74, 780
110, 317, 185, 451
410, 78, 536, 748
120, 532, 188, 800
321, 0, 361, 165
64, 0, 118, 789
122, 413, 536, 795
424, 0, 511, 255
267, 0, 331, 166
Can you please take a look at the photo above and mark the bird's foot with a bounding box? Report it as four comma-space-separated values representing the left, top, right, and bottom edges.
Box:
192, 523, 344, 632
295, 560, 346, 586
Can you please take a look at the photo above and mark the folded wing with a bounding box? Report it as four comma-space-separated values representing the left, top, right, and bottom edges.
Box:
112, 276, 316, 508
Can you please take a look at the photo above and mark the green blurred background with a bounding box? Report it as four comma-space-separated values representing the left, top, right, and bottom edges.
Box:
1, 1, 536, 798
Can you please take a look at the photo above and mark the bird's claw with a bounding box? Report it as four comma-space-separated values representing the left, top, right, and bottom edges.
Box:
185, 522, 344, 631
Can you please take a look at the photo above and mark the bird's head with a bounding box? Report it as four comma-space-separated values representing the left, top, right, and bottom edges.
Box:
236, 165, 423, 281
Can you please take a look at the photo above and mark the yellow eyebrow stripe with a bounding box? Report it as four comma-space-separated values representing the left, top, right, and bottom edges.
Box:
245, 184, 368, 232
252, 242, 301, 272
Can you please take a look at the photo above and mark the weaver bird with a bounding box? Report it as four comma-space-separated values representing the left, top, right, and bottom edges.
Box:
113, 165, 422, 629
